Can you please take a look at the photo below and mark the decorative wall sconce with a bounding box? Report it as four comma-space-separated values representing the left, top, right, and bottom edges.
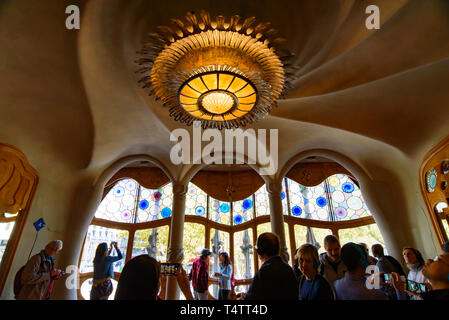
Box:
426, 169, 437, 193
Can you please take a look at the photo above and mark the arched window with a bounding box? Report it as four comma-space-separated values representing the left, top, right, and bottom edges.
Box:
282, 173, 385, 259
79, 166, 386, 300
78, 178, 172, 300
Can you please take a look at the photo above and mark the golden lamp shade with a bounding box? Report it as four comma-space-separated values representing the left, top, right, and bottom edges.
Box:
136, 10, 297, 129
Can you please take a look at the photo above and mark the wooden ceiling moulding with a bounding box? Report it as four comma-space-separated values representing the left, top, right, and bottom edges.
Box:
191, 170, 265, 202
103, 167, 171, 199
419, 134, 449, 244
0, 142, 39, 296
286, 162, 356, 187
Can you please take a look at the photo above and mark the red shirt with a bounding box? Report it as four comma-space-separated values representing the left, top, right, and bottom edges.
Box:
189, 257, 209, 292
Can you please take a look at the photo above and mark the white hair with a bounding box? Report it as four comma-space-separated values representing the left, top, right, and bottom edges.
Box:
46, 240, 63, 251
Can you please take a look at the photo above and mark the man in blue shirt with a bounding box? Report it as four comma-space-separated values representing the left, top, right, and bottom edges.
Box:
334, 242, 391, 300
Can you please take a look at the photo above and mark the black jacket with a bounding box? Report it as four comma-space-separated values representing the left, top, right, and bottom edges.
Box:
245, 256, 299, 300
421, 289, 449, 300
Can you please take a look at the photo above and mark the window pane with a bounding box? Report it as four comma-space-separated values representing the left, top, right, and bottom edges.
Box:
284, 222, 291, 261
132, 226, 169, 260
0, 222, 15, 264
209, 198, 231, 225
232, 198, 254, 224
210, 229, 230, 278
282, 180, 289, 215
257, 222, 271, 236
294, 224, 308, 250
80, 225, 128, 274
254, 185, 270, 217
95, 179, 138, 223
443, 219, 449, 239
234, 229, 254, 279
308, 227, 332, 254
338, 224, 385, 251
183, 223, 206, 274
328, 174, 371, 221
136, 183, 172, 222
303, 183, 330, 221
286, 178, 305, 218
185, 183, 207, 216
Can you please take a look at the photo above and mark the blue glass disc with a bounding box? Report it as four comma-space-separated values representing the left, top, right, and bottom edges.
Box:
234, 215, 243, 225
139, 200, 149, 210
161, 207, 172, 218
292, 206, 302, 216
242, 199, 253, 210
220, 203, 230, 213
342, 182, 354, 193
195, 206, 205, 216
316, 197, 327, 207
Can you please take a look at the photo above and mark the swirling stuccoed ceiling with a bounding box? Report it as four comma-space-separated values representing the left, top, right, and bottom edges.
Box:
3, 0, 442, 180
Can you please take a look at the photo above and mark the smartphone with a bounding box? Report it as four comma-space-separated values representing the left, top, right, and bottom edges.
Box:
382, 273, 392, 284
406, 279, 427, 294
160, 263, 181, 275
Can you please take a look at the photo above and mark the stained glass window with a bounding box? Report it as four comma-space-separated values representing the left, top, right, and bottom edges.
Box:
234, 229, 254, 279
136, 184, 173, 222
286, 175, 372, 222
95, 179, 139, 223
185, 183, 208, 216
94, 179, 173, 223
328, 174, 371, 221
132, 226, 169, 260
302, 182, 330, 221
254, 186, 270, 217
232, 198, 254, 225
282, 180, 289, 215
286, 178, 305, 218
208, 197, 231, 225
80, 225, 128, 273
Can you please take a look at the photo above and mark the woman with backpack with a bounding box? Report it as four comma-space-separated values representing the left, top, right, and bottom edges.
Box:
214, 251, 233, 300
90, 241, 123, 300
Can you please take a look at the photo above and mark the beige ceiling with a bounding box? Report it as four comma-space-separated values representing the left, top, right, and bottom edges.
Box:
1, 0, 449, 299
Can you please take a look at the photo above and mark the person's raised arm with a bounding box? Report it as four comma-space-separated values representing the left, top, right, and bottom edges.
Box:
175, 267, 194, 300
106, 242, 123, 263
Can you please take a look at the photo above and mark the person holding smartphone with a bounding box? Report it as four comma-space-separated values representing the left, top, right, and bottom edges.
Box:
214, 252, 233, 300
391, 253, 449, 300
402, 247, 429, 300
91, 241, 123, 300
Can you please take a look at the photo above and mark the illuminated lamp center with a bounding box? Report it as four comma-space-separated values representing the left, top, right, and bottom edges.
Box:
200, 91, 236, 114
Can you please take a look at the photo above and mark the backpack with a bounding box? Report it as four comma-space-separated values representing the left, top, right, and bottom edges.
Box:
14, 255, 45, 298
13, 265, 26, 297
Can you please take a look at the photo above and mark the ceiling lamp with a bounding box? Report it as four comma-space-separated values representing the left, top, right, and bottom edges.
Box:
136, 11, 297, 129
